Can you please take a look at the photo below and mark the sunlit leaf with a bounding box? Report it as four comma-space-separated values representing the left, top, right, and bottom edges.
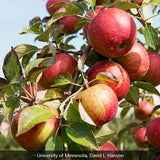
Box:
3, 48, 23, 82
45, 135, 63, 151
134, 81, 160, 96
51, 73, 72, 87
14, 44, 40, 58
66, 122, 98, 150
144, 25, 159, 50
96, 72, 119, 83
94, 124, 116, 146
16, 105, 57, 137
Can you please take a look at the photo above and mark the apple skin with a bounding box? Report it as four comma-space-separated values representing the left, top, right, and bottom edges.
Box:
21, 84, 43, 103
146, 117, 160, 149
87, 60, 130, 100
75, 84, 118, 126
143, 52, 160, 86
130, 126, 141, 136
58, 15, 81, 34
134, 101, 155, 122
99, 141, 118, 151
46, 0, 72, 15
96, 141, 119, 160
83, 5, 104, 41
38, 53, 77, 89
134, 128, 149, 148
87, 8, 137, 58
11, 105, 59, 151
115, 41, 149, 81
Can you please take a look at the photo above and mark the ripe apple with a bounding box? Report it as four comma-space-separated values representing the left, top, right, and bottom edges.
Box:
46, 0, 72, 15
115, 41, 149, 81
83, 5, 104, 41
96, 141, 119, 160
146, 117, 160, 149
87, 60, 130, 100
87, 8, 137, 58
21, 84, 44, 103
143, 52, 160, 86
134, 128, 149, 148
11, 105, 59, 151
58, 15, 81, 34
99, 141, 118, 151
38, 53, 77, 89
130, 126, 141, 136
75, 84, 118, 126
134, 101, 155, 122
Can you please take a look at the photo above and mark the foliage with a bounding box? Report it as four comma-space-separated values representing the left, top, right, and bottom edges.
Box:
0, 0, 160, 157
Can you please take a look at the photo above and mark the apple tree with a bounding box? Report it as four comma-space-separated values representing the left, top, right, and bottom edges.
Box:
0, 0, 160, 158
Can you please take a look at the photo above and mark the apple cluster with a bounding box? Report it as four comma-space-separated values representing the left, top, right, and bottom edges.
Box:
9, 0, 160, 153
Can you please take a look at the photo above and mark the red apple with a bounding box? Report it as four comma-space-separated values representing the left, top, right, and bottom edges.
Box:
130, 126, 141, 136
143, 52, 160, 86
87, 8, 137, 58
87, 60, 130, 100
134, 101, 155, 122
115, 41, 149, 81
99, 141, 118, 151
96, 141, 119, 160
38, 53, 77, 89
146, 117, 160, 149
46, 0, 72, 15
11, 105, 59, 151
75, 84, 118, 126
83, 5, 104, 40
134, 128, 149, 148
21, 84, 44, 103
58, 15, 81, 34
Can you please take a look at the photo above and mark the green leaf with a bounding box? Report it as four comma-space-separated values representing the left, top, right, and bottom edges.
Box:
14, 44, 40, 58
144, 25, 159, 50
4, 86, 20, 121
66, 122, 98, 150
94, 124, 116, 146
20, 21, 43, 35
46, 3, 80, 27
96, 72, 119, 83
115, 1, 140, 10
45, 135, 63, 151
44, 88, 64, 101
16, 105, 57, 137
120, 106, 132, 119
25, 56, 57, 82
3, 48, 23, 82
134, 81, 160, 96
9, 76, 25, 85
51, 73, 72, 87
85, 49, 105, 67
37, 25, 55, 42
84, 0, 96, 8
67, 101, 83, 123
149, 0, 160, 5
125, 85, 139, 105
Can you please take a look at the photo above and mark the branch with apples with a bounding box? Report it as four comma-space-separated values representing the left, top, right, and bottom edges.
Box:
0, 0, 160, 158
